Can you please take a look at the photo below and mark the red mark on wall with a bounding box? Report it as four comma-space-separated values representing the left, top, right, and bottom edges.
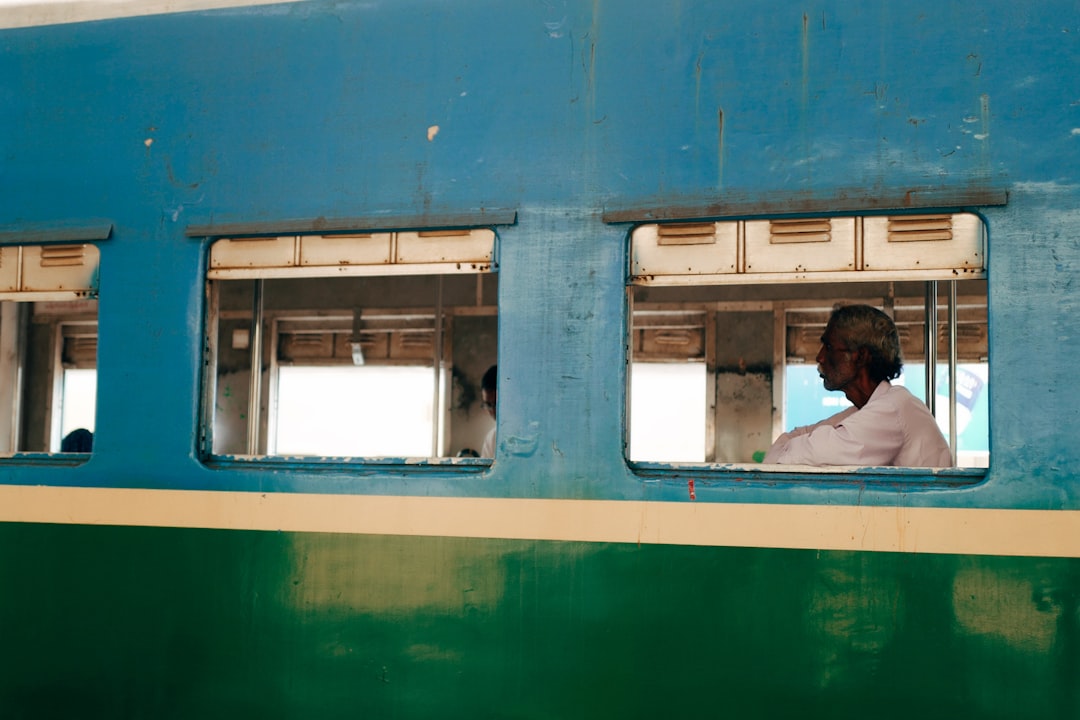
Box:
688, 479, 696, 501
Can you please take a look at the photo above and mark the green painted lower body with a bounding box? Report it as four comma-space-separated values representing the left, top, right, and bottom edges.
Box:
0, 523, 1077, 719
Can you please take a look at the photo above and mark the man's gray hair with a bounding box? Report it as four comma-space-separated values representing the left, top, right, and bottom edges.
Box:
829, 304, 903, 382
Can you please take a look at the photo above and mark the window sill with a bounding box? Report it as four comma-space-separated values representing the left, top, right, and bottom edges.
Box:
630, 461, 987, 489
203, 454, 493, 474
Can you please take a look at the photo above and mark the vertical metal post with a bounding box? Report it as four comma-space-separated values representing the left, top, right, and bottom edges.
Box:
431, 276, 444, 457
771, 306, 787, 444
626, 288, 636, 459
948, 281, 959, 465
704, 309, 717, 462
202, 280, 220, 457
0, 302, 23, 452
924, 281, 937, 415
247, 279, 264, 455
48, 323, 65, 451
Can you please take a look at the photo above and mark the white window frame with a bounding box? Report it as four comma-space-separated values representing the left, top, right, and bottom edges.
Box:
627, 213, 989, 472
202, 228, 497, 463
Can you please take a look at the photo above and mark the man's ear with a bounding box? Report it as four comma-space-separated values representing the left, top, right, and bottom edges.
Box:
854, 346, 872, 367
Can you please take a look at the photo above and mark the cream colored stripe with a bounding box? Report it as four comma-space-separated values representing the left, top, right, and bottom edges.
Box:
1, 485, 1078, 558
0, 0, 303, 30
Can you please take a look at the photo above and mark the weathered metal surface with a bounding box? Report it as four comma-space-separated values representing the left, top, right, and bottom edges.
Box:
603, 187, 1009, 224
0, 0, 1077, 717
0, 223, 113, 245
185, 211, 518, 238
0, 522, 1075, 719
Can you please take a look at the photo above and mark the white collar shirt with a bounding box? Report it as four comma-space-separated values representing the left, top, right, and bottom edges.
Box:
763, 380, 953, 468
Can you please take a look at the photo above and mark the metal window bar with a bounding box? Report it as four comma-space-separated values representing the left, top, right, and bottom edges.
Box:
948, 280, 958, 465
247, 279, 264, 455
431, 276, 444, 457
924, 281, 937, 416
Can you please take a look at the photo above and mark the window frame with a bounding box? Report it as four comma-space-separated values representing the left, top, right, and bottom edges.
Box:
624, 210, 991, 485
198, 224, 502, 469
0, 237, 102, 459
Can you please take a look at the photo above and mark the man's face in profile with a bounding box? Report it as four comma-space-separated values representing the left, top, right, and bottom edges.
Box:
817, 324, 859, 393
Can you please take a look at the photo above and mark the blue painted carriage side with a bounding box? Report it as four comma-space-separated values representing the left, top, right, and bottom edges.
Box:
0, 0, 1078, 510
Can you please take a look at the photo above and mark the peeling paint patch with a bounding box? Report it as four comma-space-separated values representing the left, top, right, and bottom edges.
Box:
427, 125, 439, 141
1071, 128, 1080, 136
544, 16, 566, 38
1011, 180, 1080, 194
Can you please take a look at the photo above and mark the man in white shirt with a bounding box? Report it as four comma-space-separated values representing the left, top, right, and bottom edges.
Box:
764, 304, 952, 468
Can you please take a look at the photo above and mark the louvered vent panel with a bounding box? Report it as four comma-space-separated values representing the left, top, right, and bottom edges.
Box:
863, 213, 983, 272
290, 336, 326, 349
62, 336, 98, 368
632, 212, 983, 282
279, 333, 335, 360
399, 333, 433, 348
211, 230, 494, 277
784, 326, 826, 361
631, 222, 738, 277
391, 331, 435, 360
276, 314, 441, 365
211, 237, 297, 270
631, 310, 706, 359
39, 245, 87, 267
656, 223, 718, 246
20, 244, 99, 294
655, 331, 691, 346
334, 332, 391, 363
887, 214, 953, 242
417, 230, 472, 238
769, 218, 833, 244
396, 228, 494, 264
638, 328, 705, 358
745, 217, 855, 273
299, 233, 392, 267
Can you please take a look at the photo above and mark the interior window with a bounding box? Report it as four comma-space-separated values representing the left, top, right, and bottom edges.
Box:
203, 230, 497, 461
780, 295, 989, 468
628, 213, 988, 469
0, 244, 99, 455
275, 365, 439, 457
60, 367, 98, 447
628, 362, 706, 462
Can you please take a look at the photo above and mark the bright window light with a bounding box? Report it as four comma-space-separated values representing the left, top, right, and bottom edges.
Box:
275, 365, 435, 457
61, 368, 96, 437
784, 362, 989, 467
629, 362, 706, 462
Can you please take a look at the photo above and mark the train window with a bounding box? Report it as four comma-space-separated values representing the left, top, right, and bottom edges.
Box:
202, 230, 497, 462
0, 244, 99, 456
628, 214, 989, 470
628, 361, 706, 461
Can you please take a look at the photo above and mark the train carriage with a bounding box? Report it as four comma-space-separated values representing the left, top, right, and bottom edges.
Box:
1, 0, 1079, 717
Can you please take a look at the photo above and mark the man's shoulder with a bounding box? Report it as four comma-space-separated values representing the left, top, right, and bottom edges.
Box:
877, 381, 938, 419
876, 380, 915, 401
888, 383, 924, 398
865, 381, 926, 414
